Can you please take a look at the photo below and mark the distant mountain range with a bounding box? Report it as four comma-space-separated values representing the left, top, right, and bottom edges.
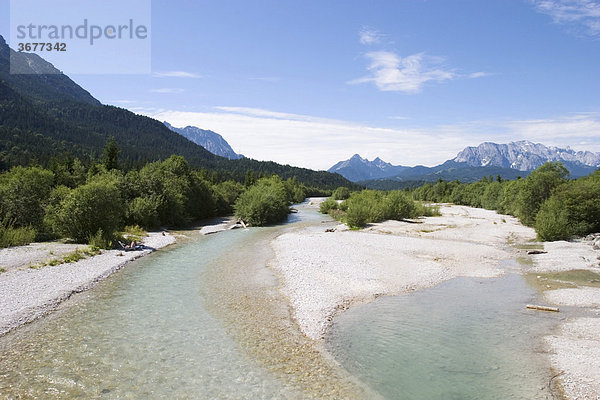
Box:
164, 122, 243, 160
329, 141, 600, 185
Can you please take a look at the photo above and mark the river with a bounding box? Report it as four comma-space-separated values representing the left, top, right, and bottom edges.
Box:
0, 202, 560, 399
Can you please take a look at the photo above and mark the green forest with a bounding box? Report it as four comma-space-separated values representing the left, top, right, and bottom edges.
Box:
0, 140, 310, 248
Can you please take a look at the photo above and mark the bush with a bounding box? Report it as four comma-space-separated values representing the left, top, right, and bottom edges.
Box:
127, 195, 161, 229
517, 162, 568, 226
0, 219, 36, 248
332, 187, 350, 200
51, 177, 124, 243
319, 198, 339, 214
234, 177, 290, 226
345, 202, 370, 229
213, 181, 245, 215
0, 166, 54, 230
535, 171, 600, 241
383, 191, 416, 220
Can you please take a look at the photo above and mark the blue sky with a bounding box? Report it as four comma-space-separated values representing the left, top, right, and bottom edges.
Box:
1, 0, 600, 169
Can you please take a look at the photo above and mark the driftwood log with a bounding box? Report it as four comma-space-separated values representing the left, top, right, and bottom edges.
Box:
526, 304, 559, 312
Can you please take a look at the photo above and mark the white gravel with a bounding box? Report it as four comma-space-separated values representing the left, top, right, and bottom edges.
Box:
0, 232, 175, 336
544, 318, 600, 399
270, 205, 524, 341
544, 287, 600, 308
530, 240, 600, 273
0, 243, 88, 273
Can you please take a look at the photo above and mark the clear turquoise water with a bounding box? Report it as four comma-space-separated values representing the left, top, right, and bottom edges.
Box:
0, 227, 302, 399
325, 273, 561, 400
0, 204, 560, 399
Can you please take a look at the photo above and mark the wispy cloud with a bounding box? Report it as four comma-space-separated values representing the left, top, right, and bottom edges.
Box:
150, 88, 185, 94
506, 112, 600, 141
153, 71, 202, 78
532, 0, 600, 36
388, 115, 411, 120
359, 27, 383, 45
349, 51, 456, 93
468, 71, 492, 78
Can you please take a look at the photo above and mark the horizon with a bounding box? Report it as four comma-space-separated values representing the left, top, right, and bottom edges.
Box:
1, 0, 599, 170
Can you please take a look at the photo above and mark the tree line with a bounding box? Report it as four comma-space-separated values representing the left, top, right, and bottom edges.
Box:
411, 162, 600, 241
0, 144, 309, 248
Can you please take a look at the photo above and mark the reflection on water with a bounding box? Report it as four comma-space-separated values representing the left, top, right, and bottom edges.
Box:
326, 274, 560, 400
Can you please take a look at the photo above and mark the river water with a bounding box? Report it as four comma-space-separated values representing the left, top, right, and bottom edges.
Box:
0, 203, 560, 399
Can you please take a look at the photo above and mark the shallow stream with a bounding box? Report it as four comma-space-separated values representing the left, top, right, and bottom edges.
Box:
0, 204, 561, 399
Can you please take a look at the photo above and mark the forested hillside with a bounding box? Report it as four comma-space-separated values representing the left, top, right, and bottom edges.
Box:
0, 35, 353, 189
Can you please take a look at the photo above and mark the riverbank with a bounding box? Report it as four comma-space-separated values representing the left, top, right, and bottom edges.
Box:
529, 240, 600, 399
271, 204, 535, 340
270, 202, 600, 399
0, 232, 176, 336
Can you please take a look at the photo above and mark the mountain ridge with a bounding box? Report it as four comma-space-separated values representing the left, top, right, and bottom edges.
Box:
164, 122, 243, 160
329, 141, 600, 183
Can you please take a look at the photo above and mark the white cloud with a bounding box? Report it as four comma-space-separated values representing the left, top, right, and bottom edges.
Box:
506, 113, 600, 141
153, 71, 202, 78
135, 106, 600, 170
150, 88, 185, 94
349, 51, 456, 93
359, 27, 383, 45
468, 71, 492, 78
532, 0, 600, 36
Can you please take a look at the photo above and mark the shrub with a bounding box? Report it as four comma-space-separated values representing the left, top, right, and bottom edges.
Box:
127, 195, 161, 229
517, 162, 568, 226
234, 177, 290, 226
332, 187, 350, 200
51, 177, 124, 243
0, 166, 54, 230
319, 198, 339, 214
213, 181, 245, 215
535, 171, 600, 241
383, 191, 415, 220
345, 202, 370, 229
0, 219, 36, 248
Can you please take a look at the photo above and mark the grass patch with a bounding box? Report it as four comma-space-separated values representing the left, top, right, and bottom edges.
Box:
29, 246, 101, 269
0, 267, 6, 273
122, 225, 147, 242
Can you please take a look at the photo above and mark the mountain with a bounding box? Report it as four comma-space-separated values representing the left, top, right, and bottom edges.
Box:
0, 35, 354, 189
454, 141, 600, 175
330, 141, 599, 185
0, 35, 100, 106
328, 154, 409, 181
164, 122, 243, 160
